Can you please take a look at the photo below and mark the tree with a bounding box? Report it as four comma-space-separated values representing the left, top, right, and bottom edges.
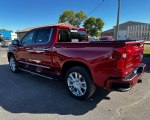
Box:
83, 17, 104, 37
59, 10, 87, 27
58, 10, 75, 25
74, 11, 87, 27
0, 29, 13, 32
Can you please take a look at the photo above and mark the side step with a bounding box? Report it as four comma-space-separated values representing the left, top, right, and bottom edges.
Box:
19, 68, 55, 80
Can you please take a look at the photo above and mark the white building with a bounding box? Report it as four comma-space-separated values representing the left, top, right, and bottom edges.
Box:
11, 33, 17, 40
102, 21, 150, 40
118, 30, 127, 40
127, 24, 150, 40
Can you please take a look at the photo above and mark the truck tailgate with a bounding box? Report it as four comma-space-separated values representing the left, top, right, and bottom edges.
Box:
125, 41, 144, 76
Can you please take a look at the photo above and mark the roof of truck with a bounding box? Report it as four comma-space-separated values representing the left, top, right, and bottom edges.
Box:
16, 23, 83, 33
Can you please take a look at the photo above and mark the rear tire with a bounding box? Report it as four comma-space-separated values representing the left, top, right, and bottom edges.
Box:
65, 66, 96, 100
9, 55, 19, 73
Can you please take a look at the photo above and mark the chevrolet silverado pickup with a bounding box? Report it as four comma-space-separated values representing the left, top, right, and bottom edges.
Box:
7, 24, 146, 100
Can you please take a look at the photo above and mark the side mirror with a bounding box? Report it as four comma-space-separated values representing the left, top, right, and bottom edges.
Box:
12, 39, 20, 46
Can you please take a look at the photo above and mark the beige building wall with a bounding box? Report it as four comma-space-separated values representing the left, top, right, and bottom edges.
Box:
127, 24, 150, 40
17, 32, 27, 40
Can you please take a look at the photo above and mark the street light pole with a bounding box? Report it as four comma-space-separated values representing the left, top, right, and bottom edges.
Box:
115, 0, 120, 41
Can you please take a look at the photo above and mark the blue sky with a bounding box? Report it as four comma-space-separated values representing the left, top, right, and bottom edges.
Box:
0, 0, 150, 32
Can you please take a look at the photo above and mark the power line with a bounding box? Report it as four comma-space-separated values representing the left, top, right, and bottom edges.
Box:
88, 0, 105, 16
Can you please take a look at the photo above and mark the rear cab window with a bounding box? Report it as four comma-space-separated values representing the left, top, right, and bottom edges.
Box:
58, 29, 88, 43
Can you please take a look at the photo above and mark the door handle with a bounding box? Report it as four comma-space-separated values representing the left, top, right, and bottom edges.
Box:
26, 48, 31, 50
26, 47, 34, 52
43, 48, 50, 51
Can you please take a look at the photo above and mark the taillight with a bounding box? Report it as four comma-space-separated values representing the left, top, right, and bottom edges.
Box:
117, 58, 126, 71
112, 48, 127, 77
122, 53, 127, 59
112, 48, 126, 59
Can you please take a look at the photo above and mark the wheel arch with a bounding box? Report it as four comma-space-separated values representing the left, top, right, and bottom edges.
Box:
61, 60, 93, 82
7, 52, 15, 61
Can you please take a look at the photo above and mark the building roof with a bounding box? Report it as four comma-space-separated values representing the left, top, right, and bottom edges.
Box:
102, 28, 114, 33
114, 21, 149, 30
16, 23, 75, 33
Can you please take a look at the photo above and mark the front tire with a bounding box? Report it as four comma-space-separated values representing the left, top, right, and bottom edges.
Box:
65, 66, 96, 100
9, 55, 19, 73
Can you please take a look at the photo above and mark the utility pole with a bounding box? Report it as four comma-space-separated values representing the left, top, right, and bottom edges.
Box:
115, 0, 120, 40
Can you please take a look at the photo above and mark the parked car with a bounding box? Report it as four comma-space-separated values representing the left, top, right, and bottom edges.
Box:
1, 40, 7, 47
7, 24, 146, 100
89, 37, 97, 41
100, 36, 115, 41
0, 40, 11, 47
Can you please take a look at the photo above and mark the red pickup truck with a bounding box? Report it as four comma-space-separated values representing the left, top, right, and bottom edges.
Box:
7, 24, 146, 100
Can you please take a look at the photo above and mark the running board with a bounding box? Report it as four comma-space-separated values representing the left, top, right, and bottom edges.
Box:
19, 68, 55, 80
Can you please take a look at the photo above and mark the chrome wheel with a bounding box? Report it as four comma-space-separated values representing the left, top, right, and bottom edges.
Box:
9, 57, 16, 72
67, 72, 87, 96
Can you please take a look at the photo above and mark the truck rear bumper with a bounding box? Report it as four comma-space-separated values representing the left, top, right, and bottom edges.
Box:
106, 63, 146, 91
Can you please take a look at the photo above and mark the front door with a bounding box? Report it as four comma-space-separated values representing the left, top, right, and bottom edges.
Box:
16, 30, 37, 69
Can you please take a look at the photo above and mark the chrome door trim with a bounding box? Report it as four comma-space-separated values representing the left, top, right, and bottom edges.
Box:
27, 50, 34, 52
19, 61, 50, 69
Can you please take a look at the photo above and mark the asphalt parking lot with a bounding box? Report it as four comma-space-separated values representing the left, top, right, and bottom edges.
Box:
0, 47, 150, 120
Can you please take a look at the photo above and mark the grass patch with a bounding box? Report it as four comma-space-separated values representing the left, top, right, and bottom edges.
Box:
144, 44, 150, 57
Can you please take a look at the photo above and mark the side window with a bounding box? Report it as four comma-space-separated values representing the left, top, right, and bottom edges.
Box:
35, 28, 51, 44
22, 31, 35, 45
